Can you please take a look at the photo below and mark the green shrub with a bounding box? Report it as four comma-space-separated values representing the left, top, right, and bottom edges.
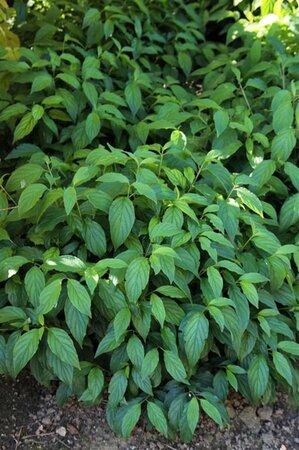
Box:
0, 0, 299, 441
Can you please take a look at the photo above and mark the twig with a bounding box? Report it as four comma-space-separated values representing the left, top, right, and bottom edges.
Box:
21, 432, 55, 439
55, 437, 72, 449
14, 426, 23, 450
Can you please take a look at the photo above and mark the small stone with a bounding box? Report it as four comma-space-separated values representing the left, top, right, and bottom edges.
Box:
56, 426, 67, 437
262, 432, 274, 445
239, 407, 261, 432
67, 424, 79, 435
41, 416, 52, 426
35, 424, 44, 435
275, 408, 284, 417
227, 406, 236, 419
258, 406, 273, 421
294, 438, 299, 444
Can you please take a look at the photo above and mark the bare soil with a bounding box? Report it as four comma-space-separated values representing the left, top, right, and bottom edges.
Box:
0, 373, 298, 450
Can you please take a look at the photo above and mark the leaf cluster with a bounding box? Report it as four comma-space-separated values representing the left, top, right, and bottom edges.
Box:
0, 0, 299, 442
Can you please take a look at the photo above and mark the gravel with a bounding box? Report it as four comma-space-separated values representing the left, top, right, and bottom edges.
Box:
0, 372, 298, 450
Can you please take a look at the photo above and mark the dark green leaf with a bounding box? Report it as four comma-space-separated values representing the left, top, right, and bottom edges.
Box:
147, 402, 168, 437
248, 355, 269, 401
47, 328, 80, 369
67, 279, 91, 317
109, 197, 135, 249
13, 328, 42, 376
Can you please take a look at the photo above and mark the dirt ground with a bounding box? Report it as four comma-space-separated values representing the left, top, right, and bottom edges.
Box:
0, 373, 298, 450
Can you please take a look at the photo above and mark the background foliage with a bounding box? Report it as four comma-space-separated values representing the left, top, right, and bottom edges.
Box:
0, 0, 299, 441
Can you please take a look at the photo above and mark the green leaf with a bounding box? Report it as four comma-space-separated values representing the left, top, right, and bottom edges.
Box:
0, 256, 29, 282
272, 351, 292, 385
127, 335, 144, 368
63, 186, 77, 215
150, 222, 179, 241
108, 369, 128, 405
277, 341, 299, 356
150, 294, 166, 327
214, 110, 229, 137
141, 348, 159, 379
64, 299, 88, 347
24, 267, 45, 308
122, 403, 141, 438
82, 219, 106, 257
156, 286, 186, 298
240, 281, 259, 307
178, 52, 192, 77
208, 306, 225, 331
97, 173, 129, 184
164, 299, 185, 326
280, 193, 299, 230
133, 182, 157, 203
253, 229, 280, 254
13, 112, 37, 143
95, 328, 121, 357
284, 162, 299, 191
83, 8, 101, 27
239, 273, 268, 283
109, 197, 135, 249
95, 258, 128, 271
0, 103, 28, 121
200, 399, 223, 426
31, 72, 53, 93
114, 308, 131, 341
217, 199, 239, 240
73, 166, 98, 187
83, 80, 98, 108
272, 128, 296, 161
248, 355, 269, 401
88, 367, 105, 398
226, 369, 238, 390
184, 313, 209, 367
45, 255, 86, 273
0, 336, 6, 375
56, 73, 80, 89
164, 350, 188, 383
37, 279, 62, 315
125, 257, 150, 303
251, 160, 276, 190
147, 402, 168, 437
67, 279, 91, 317
0, 306, 27, 323
47, 348, 73, 386
13, 328, 42, 376
125, 82, 142, 116
236, 187, 263, 217
6, 163, 44, 192
187, 397, 200, 434
271, 90, 293, 133
261, 0, 275, 14
207, 266, 223, 297
132, 368, 153, 395
18, 183, 47, 215
47, 327, 80, 368
85, 112, 101, 142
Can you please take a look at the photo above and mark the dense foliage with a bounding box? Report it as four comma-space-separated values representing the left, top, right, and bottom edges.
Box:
0, 0, 299, 441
